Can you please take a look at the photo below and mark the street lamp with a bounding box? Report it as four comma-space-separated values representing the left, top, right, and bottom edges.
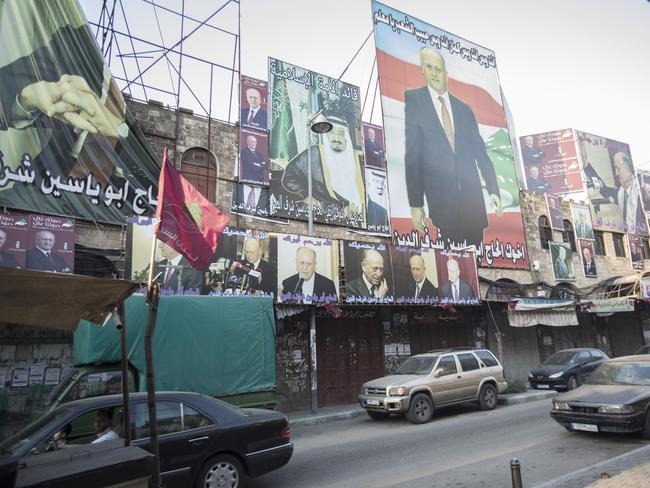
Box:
305, 110, 332, 415
307, 110, 333, 236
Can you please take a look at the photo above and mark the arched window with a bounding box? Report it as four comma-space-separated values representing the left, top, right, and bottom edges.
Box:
562, 219, 576, 252
180, 147, 218, 203
539, 216, 552, 249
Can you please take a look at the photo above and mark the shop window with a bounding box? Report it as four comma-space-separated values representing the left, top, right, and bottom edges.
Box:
612, 233, 626, 257
180, 147, 218, 203
593, 231, 606, 256
539, 216, 552, 250
561, 220, 576, 252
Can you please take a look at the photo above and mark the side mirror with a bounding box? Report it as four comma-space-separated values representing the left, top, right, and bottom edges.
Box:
434, 368, 443, 378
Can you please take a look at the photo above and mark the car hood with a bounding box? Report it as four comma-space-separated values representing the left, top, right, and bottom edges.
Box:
530, 365, 567, 377
363, 374, 423, 389
556, 384, 650, 405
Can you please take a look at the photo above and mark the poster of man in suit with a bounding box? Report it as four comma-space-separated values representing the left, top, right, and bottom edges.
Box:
545, 195, 565, 230
571, 204, 595, 241
637, 170, 650, 225
371, 1, 527, 269
390, 247, 438, 304
230, 180, 272, 220
277, 234, 339, 304
0, 213, 28, 269
363, 123, 386, 170
579, 240, 597, 278
343, 241, 393, 304
268, 58, 366, 228
435, 249, 479, 305
239, 127, 269, 185
576, 131, 647, 235
549, 242, 575, 281
25, 214, 74, 273
628, 234, 644, 272
240, 76, 268, 130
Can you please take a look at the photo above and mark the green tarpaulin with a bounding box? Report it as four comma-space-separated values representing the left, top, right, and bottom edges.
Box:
74, 295, 276, 397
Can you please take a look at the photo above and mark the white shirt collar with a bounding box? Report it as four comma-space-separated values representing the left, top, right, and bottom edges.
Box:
427, 86, 454, 131
170, 254, 183, 266
362, 274, 374, 294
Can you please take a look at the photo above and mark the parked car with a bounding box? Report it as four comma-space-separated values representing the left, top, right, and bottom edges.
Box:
358, 348, 507, 424
635, 345, 650, 355
528, 348, 608, 391
0, 392, 293, 488
550, 355, 650, 438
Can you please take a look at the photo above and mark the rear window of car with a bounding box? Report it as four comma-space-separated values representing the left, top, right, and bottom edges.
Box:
475, 350, 498, 367
457, 353, 480, 371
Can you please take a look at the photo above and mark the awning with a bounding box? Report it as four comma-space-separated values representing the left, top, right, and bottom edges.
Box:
0, 267, 140, 331
578, 298, 635, 314
507, 296, 578, 327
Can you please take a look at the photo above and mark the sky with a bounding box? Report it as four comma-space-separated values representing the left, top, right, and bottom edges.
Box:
81, 0, 650, 169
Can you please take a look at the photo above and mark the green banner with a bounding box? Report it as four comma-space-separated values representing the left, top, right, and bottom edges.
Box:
0, 0, 160, 224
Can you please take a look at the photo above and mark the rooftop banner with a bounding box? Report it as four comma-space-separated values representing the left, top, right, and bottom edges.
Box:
371, 1, 527, 269
0, 0, 160, 224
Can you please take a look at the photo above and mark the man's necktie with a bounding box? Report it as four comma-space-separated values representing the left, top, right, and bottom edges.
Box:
415, 283, 420, 300
623, 189, 629, 222
453, 283, 458, 300
163, 267, 173, 287
247, 109, 254, 125
370, 285, 377, 297
246, 188, 256, 209
438, 96, 454, 151
294, 278, 304, 294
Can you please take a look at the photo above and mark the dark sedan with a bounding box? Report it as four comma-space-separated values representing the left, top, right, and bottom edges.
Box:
529, 348, 608, 391
550, 355, 650, 438
0, 392, 293, 488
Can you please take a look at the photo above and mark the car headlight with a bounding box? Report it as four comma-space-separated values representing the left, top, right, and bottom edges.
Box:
528, 373, 533, 379
388, 386, 409, 396
597, 405, 635, 414
548, 372, 563, 379
553, 401, 571, 411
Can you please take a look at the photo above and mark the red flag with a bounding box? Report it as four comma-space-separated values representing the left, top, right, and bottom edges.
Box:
154, 149, 229, 270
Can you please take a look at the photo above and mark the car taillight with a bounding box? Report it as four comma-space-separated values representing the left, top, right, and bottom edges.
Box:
281, 426, 291, 440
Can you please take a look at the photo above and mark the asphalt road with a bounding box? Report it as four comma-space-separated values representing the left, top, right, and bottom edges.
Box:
249, 399, 648, 488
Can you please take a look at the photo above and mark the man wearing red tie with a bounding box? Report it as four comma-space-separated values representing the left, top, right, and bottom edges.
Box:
25, 230, 70, 272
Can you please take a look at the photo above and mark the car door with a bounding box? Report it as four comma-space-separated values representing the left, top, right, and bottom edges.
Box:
131, 400, 216, 488
574, 351, 592, 382
456, 353, 483, 400
431, 355, 463, 405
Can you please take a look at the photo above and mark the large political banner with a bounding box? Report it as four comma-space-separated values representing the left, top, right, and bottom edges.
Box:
520, 129, 583, 196
637, 170, 650, 227
576, 131, 647, 235
268, 58, 366, 228
371, 1, 527, 269
0, 0, 161, 224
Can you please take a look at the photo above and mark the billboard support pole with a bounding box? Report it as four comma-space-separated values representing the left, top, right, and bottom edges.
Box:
306, 111, 333, 414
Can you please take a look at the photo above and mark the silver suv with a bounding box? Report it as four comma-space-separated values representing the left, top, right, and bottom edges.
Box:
359, 348, 507, 424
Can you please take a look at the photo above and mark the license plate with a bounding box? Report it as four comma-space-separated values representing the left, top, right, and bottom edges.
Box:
537, 384, 549, 389
365, 399, 380, 406
572, 423, 598, 432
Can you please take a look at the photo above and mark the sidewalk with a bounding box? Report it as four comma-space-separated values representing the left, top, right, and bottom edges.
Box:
286, 390, 650, 487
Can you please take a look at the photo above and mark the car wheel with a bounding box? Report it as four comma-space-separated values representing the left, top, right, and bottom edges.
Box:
642, 410, 650, 440
567, 375, 579, 390
367, 411, 390, 421
478, 384, 498, 410
196, 454, 246, 488
406, 393, 433, 424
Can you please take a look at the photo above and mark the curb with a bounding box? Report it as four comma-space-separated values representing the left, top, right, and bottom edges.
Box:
531, 443, 650, 488
499, 390, 557, 405
289, 408, 366, 427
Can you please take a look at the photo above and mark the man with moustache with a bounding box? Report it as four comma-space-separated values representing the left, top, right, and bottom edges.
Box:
25, 230, 70, 272
239, 237, 276, 295
240, 87, 267, 129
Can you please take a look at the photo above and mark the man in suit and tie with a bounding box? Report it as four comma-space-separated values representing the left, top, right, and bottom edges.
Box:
232, 181, 270, 217
155, 241, 203, 293
364, 127, 385, 168
521, 136, 545, 165
405, 48, 502, 248
0, 229, 20, 268
240, 134, 268, 184
240, 87, 267, 129
241, 237, 276, 296
440, 259, 474, 300
346, 249, 390, 299
281, 247, 337, 303
582, 246, 596, 277
25, 230, 71, 272
366, 170, 389, 231
613, 151, 645, 234
407, 254, 437, 301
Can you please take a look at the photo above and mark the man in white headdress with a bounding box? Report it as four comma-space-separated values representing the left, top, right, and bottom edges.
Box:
282, 115, 365, 224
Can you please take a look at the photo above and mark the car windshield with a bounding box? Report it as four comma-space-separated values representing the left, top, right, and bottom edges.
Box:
586, 362, 650, 386
395, 356, 437, 375
45, 368, 77, 406
0, 408, 72, 456
544, 351, 577, 365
